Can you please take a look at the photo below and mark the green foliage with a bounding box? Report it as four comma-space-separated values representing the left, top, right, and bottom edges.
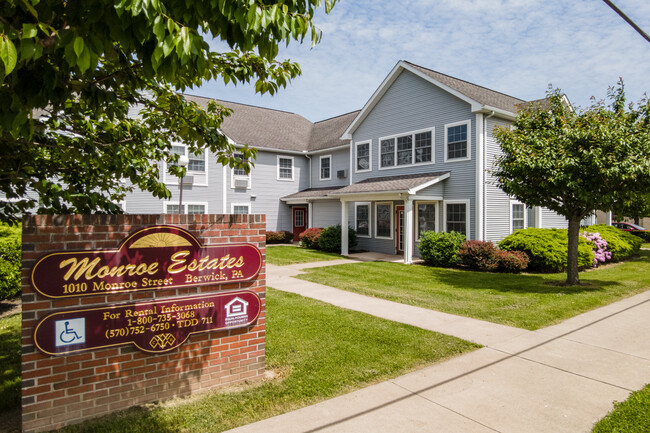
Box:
630, 230, 650, 242
499, 228, 594, 272
592, 383, 650, 433
0, 223, 21, 300
265, 231, 293, 244
585, 224, 642, 261
299, 227, 322, 249
418, 231, 465, 267
494, 82, 650, 283
458, 240, 529, 273
318, 225, 357, 253
0, 313, 21, 411
0, 0, 338, 223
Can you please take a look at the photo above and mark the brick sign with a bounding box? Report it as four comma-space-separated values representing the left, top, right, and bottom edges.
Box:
33, 291, 261, 355
31, 225, 263, 298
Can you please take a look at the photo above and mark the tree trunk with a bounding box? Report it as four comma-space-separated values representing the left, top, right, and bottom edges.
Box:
566, 215, 582, 285
634, 216, 640, 225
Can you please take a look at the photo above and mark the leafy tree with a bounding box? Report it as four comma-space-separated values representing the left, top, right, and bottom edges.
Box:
494, 82, 650, 285
612, 193, 650, 226
0, 0, 337, 223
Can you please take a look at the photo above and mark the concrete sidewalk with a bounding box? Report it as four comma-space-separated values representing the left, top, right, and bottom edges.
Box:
228, 259, 650, 433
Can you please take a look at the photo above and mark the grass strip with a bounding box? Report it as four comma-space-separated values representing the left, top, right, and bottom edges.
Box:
0, 312, 21, 411
266, 245, 344, 265
297, 251, 650, 330
592, 384, 650, 432
57, 289, 478, 432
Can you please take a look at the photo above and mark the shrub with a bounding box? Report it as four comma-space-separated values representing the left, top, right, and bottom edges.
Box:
585, 224, 642, 261
418, 231, 465, 267
498, 228, 593, 272
629, 230, 650, 242
0, 224, 21, 300
266, 231, 294, 244
318, 225, 358, 253
581, 231, 612, 267
458, 241, 499, 271
299, 228, 322, 249
495, 250, 530, 273
458, 240, 529, 273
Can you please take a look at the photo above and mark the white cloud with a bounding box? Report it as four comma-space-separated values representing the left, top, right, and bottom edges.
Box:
198, 0, 650, 121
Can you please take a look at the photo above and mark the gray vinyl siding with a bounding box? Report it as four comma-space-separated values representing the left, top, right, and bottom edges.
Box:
228, 150, 309, 232
541, 208, 569, 229
350, 70, 477, 240
484, 116, 514, 242
123, 150, 222, 214
311, 148, 351, 188
311, 200, 341, 228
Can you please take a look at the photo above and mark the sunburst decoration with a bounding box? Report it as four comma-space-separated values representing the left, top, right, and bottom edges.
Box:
129, 233, 192, 248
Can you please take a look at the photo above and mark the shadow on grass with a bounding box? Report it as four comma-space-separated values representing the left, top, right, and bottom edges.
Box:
407, 263, 619, 294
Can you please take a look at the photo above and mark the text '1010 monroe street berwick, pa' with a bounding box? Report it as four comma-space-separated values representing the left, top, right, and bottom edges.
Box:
30, 225, 263, 298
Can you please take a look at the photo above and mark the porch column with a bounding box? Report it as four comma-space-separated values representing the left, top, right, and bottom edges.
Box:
606, 211, 613, 225
340, 199, 349, 256
307, 201, 313, 228
404, 197, 413, 264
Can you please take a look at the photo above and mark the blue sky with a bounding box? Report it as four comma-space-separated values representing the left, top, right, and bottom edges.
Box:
195, 0, 650, 122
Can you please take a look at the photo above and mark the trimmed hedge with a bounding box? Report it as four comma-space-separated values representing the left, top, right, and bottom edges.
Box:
0, 224, 21, 300
418, 231, 465, 267
318, 225, 358, 253
266, 231, 294, 244
299, 228, 322, 249
498, 228, 594, 273
458, 240, 529, 273
585, 224, 642, 261
630, 230, 650, 242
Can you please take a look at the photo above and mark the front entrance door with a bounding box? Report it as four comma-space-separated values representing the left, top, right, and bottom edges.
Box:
292, 207, 307, 241
396, 205, 404, 253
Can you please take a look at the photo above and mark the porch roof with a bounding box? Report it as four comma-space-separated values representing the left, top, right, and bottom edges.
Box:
280, 186, 346, 202
329, 172, 450, 197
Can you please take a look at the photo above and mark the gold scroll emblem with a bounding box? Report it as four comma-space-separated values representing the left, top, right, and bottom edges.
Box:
150, 333, 176, 349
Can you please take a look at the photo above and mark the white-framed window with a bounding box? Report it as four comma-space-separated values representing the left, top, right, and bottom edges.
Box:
231, 203, 251, 214
165, 202, 208, 215
379, 128, 434, 170
164, 143, 208, 185
320, 155, 332, 180
416, 201, 438, 240
355, 202, 371, 238
277, 156, 294, 181
510, 201, 527, 232
444, 200, 469, 236
231, 152, 252, 189
444, 120, 471, 162
355, 141, 372, 172
375, 202, 393, 239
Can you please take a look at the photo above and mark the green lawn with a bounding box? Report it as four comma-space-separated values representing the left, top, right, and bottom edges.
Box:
642, 243, 650, 249
54, 289, 477, 432
0, 312, 21, 411
592, 384, 650, 432
297, 251, 650, 330
266, 245, 344, 265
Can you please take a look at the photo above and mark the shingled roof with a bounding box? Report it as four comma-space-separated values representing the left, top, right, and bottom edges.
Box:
405, 61, 526, 113
330, 172, 450, 195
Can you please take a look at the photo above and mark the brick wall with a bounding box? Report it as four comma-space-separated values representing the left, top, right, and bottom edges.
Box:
21, 214, 266, 433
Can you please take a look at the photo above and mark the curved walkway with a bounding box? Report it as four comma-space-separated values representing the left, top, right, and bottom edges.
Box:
228, 258, 650, 433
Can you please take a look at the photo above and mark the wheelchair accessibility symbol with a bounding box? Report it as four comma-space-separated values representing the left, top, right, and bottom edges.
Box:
54, 318, 86, 347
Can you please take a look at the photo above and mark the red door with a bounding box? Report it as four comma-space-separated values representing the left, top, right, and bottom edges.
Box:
292, 207, 307, 241
396, 205, 404, 253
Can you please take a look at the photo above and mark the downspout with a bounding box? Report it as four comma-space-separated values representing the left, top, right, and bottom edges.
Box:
302, 150, 312, 189
483, 111, 495, 240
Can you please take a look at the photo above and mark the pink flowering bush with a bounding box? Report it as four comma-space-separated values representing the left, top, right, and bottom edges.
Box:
581, 231, 612, 267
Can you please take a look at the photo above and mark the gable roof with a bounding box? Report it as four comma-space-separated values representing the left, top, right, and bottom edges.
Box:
405, 62, 525, 113
183, 95, 314, 152
309, 110, 359, 151
342, 60, 527, 139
